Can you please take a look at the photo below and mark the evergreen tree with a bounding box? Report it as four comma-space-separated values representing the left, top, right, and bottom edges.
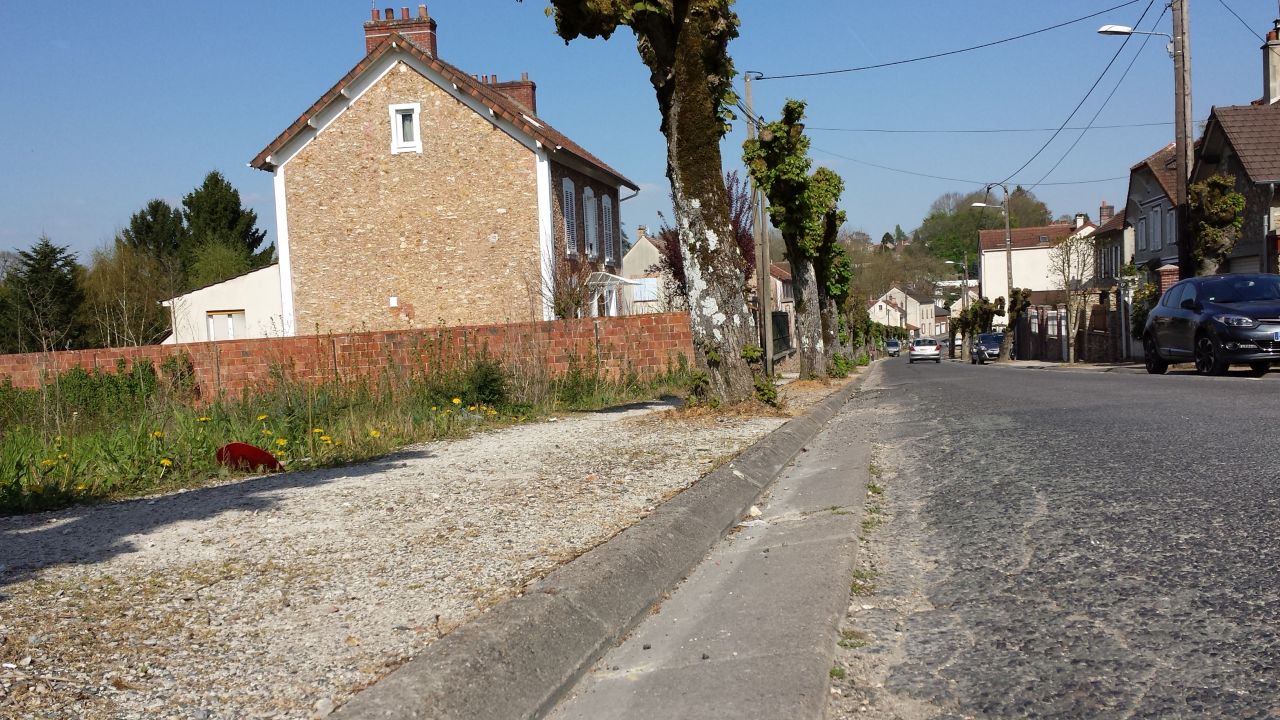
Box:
119, 198, 187, 264
182, 171, 272, 278
0, 237, 86, 353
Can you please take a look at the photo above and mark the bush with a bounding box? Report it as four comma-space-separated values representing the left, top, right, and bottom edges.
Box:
1130, 282, 1160, 339
829, 353, 854, 379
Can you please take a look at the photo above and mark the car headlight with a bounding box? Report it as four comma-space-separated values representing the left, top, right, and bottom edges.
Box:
1213, 314, 1257, 328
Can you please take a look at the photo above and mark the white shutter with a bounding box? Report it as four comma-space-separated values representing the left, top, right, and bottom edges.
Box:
584, 188, 598, 259
562, 179, 577, 256
602, 196, 615, 263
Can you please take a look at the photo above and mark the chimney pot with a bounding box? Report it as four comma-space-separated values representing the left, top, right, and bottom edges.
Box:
521, 71, 529, 81
370, 8, 380, 21
419, 4, 427, 18
384, 8, 394, 20
366, 5, 438, 56
401, 7, 410, 20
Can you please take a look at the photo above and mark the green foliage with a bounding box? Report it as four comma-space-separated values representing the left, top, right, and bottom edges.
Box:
1189, 174, 1245, 274
753, 374, 778, 406
0, 236, 86, 353
182, 171, 272, 274
118, 198, 187, 263
743, 99, 815, 255
0, 351, 692, 515
829, 353, 854, 378
81, 243, 177, 347
186, 239, 252, 290
913, 186, 1052, 266
1131, 282, 1161, 339
740, 343, 763, 364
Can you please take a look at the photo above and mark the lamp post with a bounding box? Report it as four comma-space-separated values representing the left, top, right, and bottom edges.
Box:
1099, 0, 1192, 276
945, 256, 970, 361
972, 184, 1014, 361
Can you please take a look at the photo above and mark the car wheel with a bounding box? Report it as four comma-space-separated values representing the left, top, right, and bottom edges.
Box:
908, 358, 914, 364
1143, 335, 1168, 375
935, 358, 941, 363
1193, 334, 1229, 376
1249, 361, 1270, 376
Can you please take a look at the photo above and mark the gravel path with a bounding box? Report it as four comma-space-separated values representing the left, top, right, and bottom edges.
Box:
0, 384, 836, 719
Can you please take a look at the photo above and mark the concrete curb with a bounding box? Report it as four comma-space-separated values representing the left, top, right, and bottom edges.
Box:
331, 375, 866, 720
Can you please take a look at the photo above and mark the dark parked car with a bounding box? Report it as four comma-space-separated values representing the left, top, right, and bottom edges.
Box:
1143, 273, 1280, 376
885, 339, 901, 357
970, 332, 1004, 364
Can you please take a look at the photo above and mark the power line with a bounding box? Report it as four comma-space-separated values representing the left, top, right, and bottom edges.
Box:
810, 144, 1126, 187
757, 0, 1141, 81
998, 0, 1157, 186
1216, 0, 1265, 41
806, 121, 1173, 135
1028, 4, 1168, 189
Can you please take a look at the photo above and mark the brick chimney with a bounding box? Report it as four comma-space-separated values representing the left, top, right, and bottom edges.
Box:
1099, 201, 1114, 224
1264, 20, 1280, 105
365, 5, 437, 57
493, 72, 537, 114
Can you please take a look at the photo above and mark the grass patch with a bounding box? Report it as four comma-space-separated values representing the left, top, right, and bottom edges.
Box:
866, 481, 884, 496
837, 629, 869, 649
850, 568, 878, 595
0, 349, 691, 516
861, 516, 884, 534
829, 666, 846, 680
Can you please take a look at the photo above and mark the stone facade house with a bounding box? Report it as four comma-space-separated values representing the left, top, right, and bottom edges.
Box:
250, 6, 638, 335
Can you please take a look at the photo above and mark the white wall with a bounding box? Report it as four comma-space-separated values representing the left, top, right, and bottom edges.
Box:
163, 265, 285, 344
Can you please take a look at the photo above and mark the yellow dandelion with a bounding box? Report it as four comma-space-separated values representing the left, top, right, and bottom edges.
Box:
197, 416, 211, 423
369, 429, 382, 438
431, 406, 437, 412
275, 438, 288, 447
29, 482, 44, 495
257, 414, 269, 421
40, 458, 56, 468
451, 397, 461, 405
468, 405, 476, 412
159, 458, 173, 467
73, 482, 89, 493
262, 428, 274, 436
57, 453, 69, 460
320, 435, 332, 444
312, 428, 324, 434
334, 440, 343, 447
151, 430, 164, 439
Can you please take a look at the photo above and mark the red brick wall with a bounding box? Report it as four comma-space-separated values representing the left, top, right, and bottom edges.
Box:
0, 313, 694, 399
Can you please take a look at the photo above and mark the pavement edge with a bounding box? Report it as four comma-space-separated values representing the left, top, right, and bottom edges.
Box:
331, 373, 868, 720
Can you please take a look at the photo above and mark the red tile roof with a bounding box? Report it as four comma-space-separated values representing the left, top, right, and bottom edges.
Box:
1210, 103, 1280, 183
250, 33, 637, 190
978, 223, 1074, 251
1094, 208, 1127, 236
769, 263, 791, 281
1130, 143, 1178, 202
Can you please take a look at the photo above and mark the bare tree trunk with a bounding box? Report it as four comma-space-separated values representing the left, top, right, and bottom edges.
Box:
785, 251, 824, 377
819, 295, 840, 369
659, 12, 756, 402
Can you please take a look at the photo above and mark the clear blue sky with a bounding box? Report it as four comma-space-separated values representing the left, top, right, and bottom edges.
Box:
1, 1, 1275, 260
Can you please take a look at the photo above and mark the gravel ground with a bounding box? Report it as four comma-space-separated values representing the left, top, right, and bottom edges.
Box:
0, 382, 837, 719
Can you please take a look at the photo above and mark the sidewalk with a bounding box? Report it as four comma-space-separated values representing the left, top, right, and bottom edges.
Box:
547, 390, 871, 719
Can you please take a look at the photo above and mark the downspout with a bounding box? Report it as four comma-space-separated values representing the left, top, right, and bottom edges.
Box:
1267, 183, 1276, 273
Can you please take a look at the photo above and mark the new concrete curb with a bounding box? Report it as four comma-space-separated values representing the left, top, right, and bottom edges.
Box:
332, 375, 866, 720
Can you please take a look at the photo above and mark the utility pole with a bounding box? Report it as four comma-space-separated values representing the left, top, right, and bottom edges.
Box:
1172, 0, 1194, 278
744, 71, 773, 376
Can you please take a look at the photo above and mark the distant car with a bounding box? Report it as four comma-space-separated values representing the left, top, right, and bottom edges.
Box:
970, 332, 1004, 364
1143, 273, 1280, 376
908, 337, 941, 364
885, 339, 901, 357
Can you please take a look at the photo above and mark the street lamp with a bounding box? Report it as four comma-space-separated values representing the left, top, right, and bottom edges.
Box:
945, 257, 971, 361
1098, 1, 1192, 277
973, 186, 1014, 361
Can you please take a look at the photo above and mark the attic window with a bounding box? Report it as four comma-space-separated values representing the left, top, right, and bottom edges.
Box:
389, 103, 422, 154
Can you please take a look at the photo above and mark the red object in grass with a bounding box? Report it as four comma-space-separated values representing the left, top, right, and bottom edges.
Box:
215, 442, 284, 472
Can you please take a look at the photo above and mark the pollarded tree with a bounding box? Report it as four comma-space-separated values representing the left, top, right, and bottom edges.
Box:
529, 0, 758, 404
1189, 174, 1245, 276
743, 99, 824, 376
1048, 233, 1095, 362
809, 167, 850, 366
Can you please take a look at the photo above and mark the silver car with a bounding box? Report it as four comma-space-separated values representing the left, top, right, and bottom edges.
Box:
908, 337, 942, 364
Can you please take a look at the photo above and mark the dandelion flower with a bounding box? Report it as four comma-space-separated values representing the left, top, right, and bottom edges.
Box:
73, 482, 89, 493
468, 405, 476, 412
320, 435, 332, 444
431, 406, 437, 412
151, 430, 164, 439
257, 414, 269, 421
369, 429, 382, 438
197, 416, 211, 423
159, 458, 173, 467
262, 428, 274, 436
40, 459, 56, 468
57, 453, 69, 460
275, 438, 288, 447
451, 398, 461, 405
312, 428, 324, 434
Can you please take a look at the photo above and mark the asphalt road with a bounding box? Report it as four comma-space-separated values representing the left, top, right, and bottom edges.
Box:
830, 358, 1280, 719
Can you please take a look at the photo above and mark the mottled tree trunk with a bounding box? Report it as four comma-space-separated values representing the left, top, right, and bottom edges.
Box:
819, 296, 840, 369
785, 248, 824, 378
650, 8, 757, 403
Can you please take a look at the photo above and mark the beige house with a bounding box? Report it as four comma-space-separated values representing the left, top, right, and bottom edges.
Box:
620, 226, 668, 314
250, 6, 637, 335
162, 265, 285, 344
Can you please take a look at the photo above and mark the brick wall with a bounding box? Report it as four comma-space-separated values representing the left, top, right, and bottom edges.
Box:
0, 313, 694, 399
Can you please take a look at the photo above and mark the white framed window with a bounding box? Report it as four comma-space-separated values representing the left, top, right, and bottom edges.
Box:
562, 178, 578, 256
388, 102, 421, 154
206, 310, 246, 341
602, 195, 616, 263
583, 187, 599, 258
634, 277, 658, 302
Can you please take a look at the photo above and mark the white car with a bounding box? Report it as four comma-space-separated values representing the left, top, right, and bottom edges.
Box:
908, 337, 942, 364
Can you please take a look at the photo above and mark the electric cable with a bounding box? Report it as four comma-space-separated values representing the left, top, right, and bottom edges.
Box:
757, 0, 1141, 81
1216, 0, 1265, 42
805, 121, 1173, 135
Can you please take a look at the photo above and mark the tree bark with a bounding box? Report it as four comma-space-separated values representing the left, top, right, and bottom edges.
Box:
785, 249, 824, 377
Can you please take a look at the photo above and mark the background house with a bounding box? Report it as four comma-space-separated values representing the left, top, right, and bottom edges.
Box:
979, 220, 1095, 322
249, 6, 638, 336
620, 225, 666, 314
1126, 144, 1181, 279
162, 265, 284, 344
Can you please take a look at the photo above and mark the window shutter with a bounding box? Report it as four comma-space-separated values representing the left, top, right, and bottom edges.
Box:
562, 180, 577, 256
602, 197, 615, 263
584, 189, 598, 259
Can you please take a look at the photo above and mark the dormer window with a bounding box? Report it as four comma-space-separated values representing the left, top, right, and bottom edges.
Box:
389, 103, 421, 154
